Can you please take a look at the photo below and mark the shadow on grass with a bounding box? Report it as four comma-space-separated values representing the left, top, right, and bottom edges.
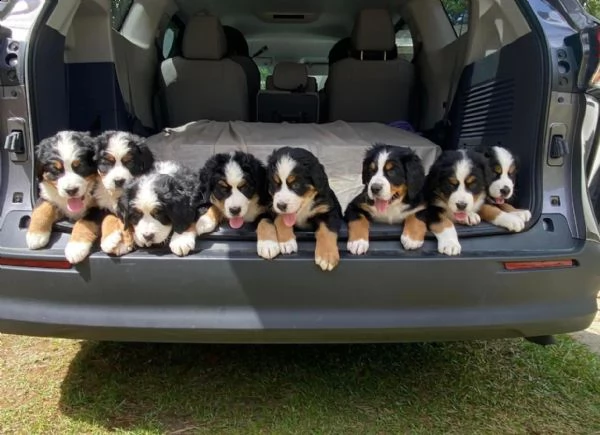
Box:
58, 339, 600, 433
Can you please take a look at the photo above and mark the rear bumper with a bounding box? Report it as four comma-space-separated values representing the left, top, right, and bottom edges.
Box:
0, 213, 598, 343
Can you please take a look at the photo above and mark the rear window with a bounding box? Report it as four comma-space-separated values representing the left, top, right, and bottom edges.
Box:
441, 0, 469, 36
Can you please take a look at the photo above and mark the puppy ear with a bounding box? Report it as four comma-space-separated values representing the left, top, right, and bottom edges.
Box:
93, 132, 109, 163
116, 187, 131, 229
471, 151, 494, 186
310, 161, 329, 190
137, 144, 155, 173
402, 152, 426, 201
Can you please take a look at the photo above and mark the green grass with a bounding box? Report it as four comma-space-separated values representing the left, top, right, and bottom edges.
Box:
1, 335, 600, 434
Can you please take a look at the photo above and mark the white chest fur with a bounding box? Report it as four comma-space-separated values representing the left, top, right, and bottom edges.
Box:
370, 201, 424, 225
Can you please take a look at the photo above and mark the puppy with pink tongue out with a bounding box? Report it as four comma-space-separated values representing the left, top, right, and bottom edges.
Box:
26, 131, 101, 264
267, 147, 343, 272
195, 151, 280, 260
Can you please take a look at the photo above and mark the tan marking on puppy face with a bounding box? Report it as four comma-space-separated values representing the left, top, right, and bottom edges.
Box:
465, 175, 476, 185
508, 164, 516, 176
42, 174, 59, 187
53, 161, 63, 172
286, 175, 296, 185
210, 195, 227, 217
390, 183, 408, 201
348, 214, 370, 242
29, 200, 60, 234
429, 215, 455, 235
274, 214, 296, 243
402, 214, 426, 242
121, 153, 133, 164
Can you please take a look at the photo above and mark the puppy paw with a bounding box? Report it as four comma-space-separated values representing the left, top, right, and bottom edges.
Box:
438, 238, 461, 256
65, 241, 92, 264
401, 234, 424, 250
466, 212, 481, 226
26, 231, 51, 250
315, 246, 340, 271
257, 239, 280, 260
493, 212, 526, 232
279, 238, 298, 255
195, 214, 218, 235
347, 238, 369, 255
169, 231, 196, 257
511, 209, 532, 223
101, 231, 134, 256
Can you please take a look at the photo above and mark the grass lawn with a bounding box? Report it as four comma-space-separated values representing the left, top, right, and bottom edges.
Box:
1, 334, 600, 434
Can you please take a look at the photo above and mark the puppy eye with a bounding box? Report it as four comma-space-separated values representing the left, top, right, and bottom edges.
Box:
238, 180, 247, 189
121, 154, 133, 164
72, 160, 81, 169
291, 182, 301, 190
369, 162, 376, 171
273, 176, 281, 186
494, 165, 502, 174
218, 180, 229, 188
449, 178, 459, 187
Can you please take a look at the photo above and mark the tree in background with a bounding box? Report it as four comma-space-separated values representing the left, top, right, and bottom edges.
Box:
582, 0, 600, 18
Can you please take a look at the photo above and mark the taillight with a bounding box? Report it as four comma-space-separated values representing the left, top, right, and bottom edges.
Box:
503, 259, 575, 271
0, 257, 72, 269
576, 25, 600, 92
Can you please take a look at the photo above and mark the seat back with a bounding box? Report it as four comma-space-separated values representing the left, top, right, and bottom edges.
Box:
257, 62, 319, 123
159, 16, 259, 126
327, 9, 415, 123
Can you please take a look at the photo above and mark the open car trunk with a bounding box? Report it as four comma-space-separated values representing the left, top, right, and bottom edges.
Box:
141, 120, 524, 241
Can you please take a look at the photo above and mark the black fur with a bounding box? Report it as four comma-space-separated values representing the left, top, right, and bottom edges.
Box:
117, 162, 204, 235
346, 143, 426, 224
267, 147, 342, 233
94, 130, 155, 177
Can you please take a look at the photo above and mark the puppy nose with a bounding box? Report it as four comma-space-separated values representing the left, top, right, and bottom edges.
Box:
142, 233, 154, 242
114, 178, 126, 188
276, 201, 287, 212
456, 201, 467, 211
229, 206, 241, 216
370, 183, 383, 195
500, 186, 511, 196
65, 187, 79, 196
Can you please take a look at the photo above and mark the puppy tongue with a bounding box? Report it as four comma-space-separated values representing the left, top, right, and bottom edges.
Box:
454, 211, 468, 222
67, 198, 84, 213
375, 199, 389, 213
495, 198, 505, 204
282, 213, 297, 227
229, 217, 245, 229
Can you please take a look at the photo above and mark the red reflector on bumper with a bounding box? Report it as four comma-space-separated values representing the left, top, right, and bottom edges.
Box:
503, 259, 575, 271
0, 257, 72, 269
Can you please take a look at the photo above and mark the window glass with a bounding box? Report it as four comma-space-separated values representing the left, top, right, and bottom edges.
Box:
111, 0, 134, 30
441, 0, 469, 36
396, 28, 414, 62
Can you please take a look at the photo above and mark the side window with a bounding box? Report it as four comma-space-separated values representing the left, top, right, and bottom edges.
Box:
440, 0, 469, 36
396, 27, 414, 62
111, 0, 134, 30
161, 18, 185, 60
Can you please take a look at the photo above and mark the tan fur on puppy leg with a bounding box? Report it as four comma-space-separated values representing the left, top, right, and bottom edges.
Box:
65, 218, 100, 264
315, 222, 339, 271
100, 214, 134, 256
401, 214, 426, 250
347, 215, 370, 255
256, 218, 280, 260
196, 205, 222, 235
26, 200, 60, 249
274, 214, 297, 255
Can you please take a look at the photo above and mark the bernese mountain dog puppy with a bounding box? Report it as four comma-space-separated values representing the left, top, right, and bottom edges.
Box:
345, 144, 427, 255
422, 149, 491, 255
117, 161, 203, 257
476, 145, 532, 231
94, 130, 155, 256
195, 151, 280, 260
26, 130, 101, 264
267, 147, 343, 271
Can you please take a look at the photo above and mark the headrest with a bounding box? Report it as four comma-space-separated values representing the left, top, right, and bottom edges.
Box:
272, 62, 309, 91
351, 9, 396, 52
182, 15, 227, 60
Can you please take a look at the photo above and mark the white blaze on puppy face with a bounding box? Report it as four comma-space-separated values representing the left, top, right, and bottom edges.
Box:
55, 132, 92, 198
273, 155, 303, 214
367, 150, 392, 201
132, 176, 172, 247
101, 132, 134, 191
448, 158, 477, 214
488, 146, 515, 201
223, 159, 250, 219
